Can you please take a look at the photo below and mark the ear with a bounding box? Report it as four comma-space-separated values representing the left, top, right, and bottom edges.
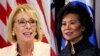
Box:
12, 28, 14, 33
35, 32, 37, 36
12, 26, 15, 32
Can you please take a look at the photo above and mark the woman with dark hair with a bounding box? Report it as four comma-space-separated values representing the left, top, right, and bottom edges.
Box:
57, 2, 100, 56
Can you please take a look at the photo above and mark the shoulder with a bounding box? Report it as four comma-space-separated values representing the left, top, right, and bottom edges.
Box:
82, 45, 100, 56
34, 41, 50, 56
34, 41, 50, 48
0, 43, 17, 56
0, 46, 10, 55
0, 44, 14, 53
34, 41, 50, 50
97, 48, 100, 56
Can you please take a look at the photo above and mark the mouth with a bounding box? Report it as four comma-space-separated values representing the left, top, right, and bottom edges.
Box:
65, 32, 73, 36
23, 32, 32, 37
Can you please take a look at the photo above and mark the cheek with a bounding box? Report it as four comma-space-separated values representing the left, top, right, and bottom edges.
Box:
61, 26, 65, 34
13, 26, 23, 35
32, 25, 37, 36
73, 25, 83, 33
61, 26, 63, 32
33, 25, 37, 32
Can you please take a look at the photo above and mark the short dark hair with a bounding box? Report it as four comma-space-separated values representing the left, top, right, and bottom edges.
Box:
56, 2, 93, 40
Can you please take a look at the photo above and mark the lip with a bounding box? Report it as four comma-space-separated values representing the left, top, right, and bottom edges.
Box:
65, 32, 73, 36
23, 32, 32, 37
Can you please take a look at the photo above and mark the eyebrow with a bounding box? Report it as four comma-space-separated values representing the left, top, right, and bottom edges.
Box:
16, 18, 34, 21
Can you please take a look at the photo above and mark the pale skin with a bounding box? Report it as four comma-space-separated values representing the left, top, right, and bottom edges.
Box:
61, 13, 85, 54
13, 11, 37, 56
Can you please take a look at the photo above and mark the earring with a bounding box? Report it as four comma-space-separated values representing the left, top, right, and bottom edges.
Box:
12, 33, 15, 37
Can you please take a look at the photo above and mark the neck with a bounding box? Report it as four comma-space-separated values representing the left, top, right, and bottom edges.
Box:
70, 35, 83, 45
70, 35, 83, 54
17, 41, 34, 56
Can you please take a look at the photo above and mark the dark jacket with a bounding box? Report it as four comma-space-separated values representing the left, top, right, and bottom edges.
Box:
58, 39, 100, 56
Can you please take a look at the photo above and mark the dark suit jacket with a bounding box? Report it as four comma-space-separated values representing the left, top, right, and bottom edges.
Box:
58, 39, 100, 56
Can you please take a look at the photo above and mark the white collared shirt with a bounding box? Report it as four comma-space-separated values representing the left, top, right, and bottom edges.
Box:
0, 41, 50, 56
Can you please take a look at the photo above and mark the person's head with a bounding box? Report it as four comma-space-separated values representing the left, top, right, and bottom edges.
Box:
7, 4, 41, 42
57, 3, 93, 41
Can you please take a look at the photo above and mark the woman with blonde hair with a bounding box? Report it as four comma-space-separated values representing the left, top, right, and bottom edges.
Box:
0, 4, 50, 56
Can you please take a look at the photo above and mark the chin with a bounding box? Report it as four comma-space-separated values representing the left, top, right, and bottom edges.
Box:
65, 37, 73, 41
23, 38, 33, 42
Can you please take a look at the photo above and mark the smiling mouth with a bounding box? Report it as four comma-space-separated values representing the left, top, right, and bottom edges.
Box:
66, 32, 72, 36
23, 32, 32, 37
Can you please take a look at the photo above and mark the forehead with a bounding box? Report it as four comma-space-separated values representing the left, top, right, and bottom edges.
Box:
14, 11, 31, 20
62, 13, 79, 21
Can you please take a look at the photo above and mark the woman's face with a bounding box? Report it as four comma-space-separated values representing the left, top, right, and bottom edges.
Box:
13, 11, 37, 42
61, 13, 84, 41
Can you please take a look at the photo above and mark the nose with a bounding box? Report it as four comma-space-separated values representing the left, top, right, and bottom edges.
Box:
65, 24, 71, 30
25, 22, 31, 29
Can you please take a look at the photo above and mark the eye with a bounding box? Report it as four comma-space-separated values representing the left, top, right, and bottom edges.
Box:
62, 22, 66, 25
70, 21, 76, 24
70, 20, 78, 24
29, 19, 36, 24
29, 20, 35, 23
18, 20, 26, 24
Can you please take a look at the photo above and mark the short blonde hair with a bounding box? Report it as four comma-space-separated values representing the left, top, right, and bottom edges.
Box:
7, 4, 42, 42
